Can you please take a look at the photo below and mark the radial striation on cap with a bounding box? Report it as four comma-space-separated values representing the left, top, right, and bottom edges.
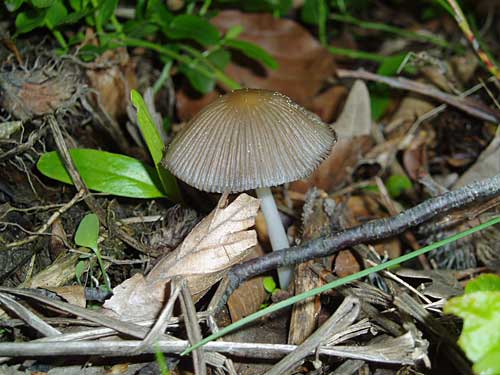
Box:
162, 88, 336, 193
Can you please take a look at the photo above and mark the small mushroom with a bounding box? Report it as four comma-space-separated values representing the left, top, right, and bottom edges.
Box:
162, 88, 336, 288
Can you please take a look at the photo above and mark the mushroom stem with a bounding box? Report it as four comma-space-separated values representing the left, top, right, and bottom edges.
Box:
255, 187, 293, 289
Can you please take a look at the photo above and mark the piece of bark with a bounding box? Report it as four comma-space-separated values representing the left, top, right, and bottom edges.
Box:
288, 189, 333, 345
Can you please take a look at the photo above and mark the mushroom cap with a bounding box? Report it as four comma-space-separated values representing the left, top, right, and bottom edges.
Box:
162, 88, 336, 193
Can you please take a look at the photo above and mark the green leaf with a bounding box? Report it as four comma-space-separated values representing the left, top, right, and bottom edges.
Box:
179, 61, 215, 93
75, 260, 87, 285
5, 0, 26, 12
130, 90, 182, 203
377, 53, 407, 76
225, 39, 278, 69
44, 1, 68, 29
445, 290, 500, 375
301, 0, 328, 32
15, 9, 47, 34
37, 149, 166, 198
123, 20, 158, 39
466, 274, 500, 294
385, 175, 412, 198
96, 0, 118, 30
30, 0, 55, 8
146, 0, 173, 28
167, 14, 220, 46
220, 0, 291, 15
75, 213, 99, 251
209, 49, 231, 70
225, 25, 243, 39
474, 346, 500, 375
263, 277, 277, 293
370, 53, 408, 120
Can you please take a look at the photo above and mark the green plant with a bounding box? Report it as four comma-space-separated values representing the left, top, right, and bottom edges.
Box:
154, 343, 171, 375
260, 276, 279, 308
4, 0, 277, 93
385, 174, 413, 198
74, 213, 111, 290
445, 274, 500, 375
37, 91, 179, 201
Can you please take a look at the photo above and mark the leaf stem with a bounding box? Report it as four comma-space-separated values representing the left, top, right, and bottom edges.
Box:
121, 37, 240, 90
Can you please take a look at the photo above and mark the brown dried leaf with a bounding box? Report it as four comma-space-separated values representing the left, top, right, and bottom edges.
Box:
50, 218, 67, 259
176, 10, 336, 121
46, 285, 86, 307
403, 130, 430, 180
334, 250, 360, 278
84, 29, 137, 121
227, 246, 267, 322
22, 253, 81, 289
454, 128, 500, 187
333, 80, 371, 139
104, 193, 259, 320
290, 81, 372, 193
308, 85, 347, 123
386, 96, 435, 134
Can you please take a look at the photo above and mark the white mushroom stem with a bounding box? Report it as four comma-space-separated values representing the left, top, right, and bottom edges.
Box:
255, 187, 293, 289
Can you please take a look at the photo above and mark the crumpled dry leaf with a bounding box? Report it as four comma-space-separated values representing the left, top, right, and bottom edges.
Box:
290, 81, 372, 193
84, 30, 137, 121
176, 10, 336, 121
450, 52, 478, 83
21, 253, 81, 289
454, 127, 500, 187
385, 96, 435, 134
333, 80, 371, 138
308, 85, 347, 123
104, 193, 259, 320
227, 246, 267, 322
46, 285, 86, 307
403, 130, 431, 181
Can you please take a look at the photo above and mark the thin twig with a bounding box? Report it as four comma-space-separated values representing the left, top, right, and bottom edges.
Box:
217, 173, 500, 311
3, 189, 85, 250
336, 69, 500, 123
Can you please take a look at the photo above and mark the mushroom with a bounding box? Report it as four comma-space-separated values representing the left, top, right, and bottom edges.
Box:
162, 89, 336, 288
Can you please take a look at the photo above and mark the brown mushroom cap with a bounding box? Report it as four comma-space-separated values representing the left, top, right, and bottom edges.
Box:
162, 88, 336, 193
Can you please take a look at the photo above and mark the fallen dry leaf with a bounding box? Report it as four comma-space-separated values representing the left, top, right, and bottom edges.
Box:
176, 10, 336, 121
403, 130, 431, 180
227, 246, 267, 322
454, 127, 500, 187
46, 285, 86, 308
21, 253, 82, 289
290, 81, 373, 193
104, 193, 259, 320
333, 80, 371, 139
385, 96, 435, 134
308, 85, 347, 123
334, 250, 360, 278
84, 30, 137, 121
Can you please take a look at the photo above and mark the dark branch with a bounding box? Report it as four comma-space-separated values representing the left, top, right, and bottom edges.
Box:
218, 173, 500, 311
